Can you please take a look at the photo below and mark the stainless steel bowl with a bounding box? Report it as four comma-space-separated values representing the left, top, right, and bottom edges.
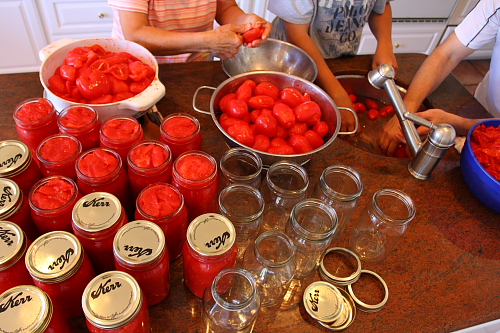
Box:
221, 39, 318, 82
193, 71, 356, 167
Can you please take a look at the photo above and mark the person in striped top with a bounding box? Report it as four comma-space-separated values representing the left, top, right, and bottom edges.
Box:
108, 0, 271, 63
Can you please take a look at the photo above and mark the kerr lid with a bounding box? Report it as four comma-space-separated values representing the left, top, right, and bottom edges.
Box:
303, 281, 344, 323
72, 192, 122, 232
0, 179, 22, 219
318, 288, 356, 331
114, 220, 166, 267
0, 140, 31, 177
187, 213, 236, 257
25, 231, 83, 283
0, 221, 26, 271
0, 285, 52, 333
82, 271, 143, 329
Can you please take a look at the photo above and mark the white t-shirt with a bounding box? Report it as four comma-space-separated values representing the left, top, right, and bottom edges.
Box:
268, 0, 388, 59
455, 0, 500, 117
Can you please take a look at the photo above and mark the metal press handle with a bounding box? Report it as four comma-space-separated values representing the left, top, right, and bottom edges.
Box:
192, 86, 216, 115
337, 107, 359, 135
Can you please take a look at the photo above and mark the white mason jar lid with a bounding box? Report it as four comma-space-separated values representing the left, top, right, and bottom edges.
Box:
187, 213, 236, 257
0, 140, 31, 178
72, 192, 122, 233
0, 221, 26, 271
0, 178, 22, 219
303, 280, 344, 323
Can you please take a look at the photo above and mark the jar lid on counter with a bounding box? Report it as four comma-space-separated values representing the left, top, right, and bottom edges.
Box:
319, 247, 362, 286
113, 220, 166, 268
187, 213, 236, 257
0, 140, 32, 178
72, 192, 123, 233
25, 231, 84, 283
0, 285, 53, 333
347, 269, 389, 313
0, 178, 22, 219
318, 287, 356, 331
302, 281, 345, 323
82, 271, 143, 329
0, 221, 27, 271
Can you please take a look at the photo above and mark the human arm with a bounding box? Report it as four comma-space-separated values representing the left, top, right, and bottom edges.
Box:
283, 21, 356, 132
378, 32, 475, 156
368, 2, 398, 72
415, 109, 485, 137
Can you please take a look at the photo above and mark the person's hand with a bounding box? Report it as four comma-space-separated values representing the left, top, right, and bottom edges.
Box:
209, 23, 251, 60
335, 95, 356, 133
372, 45, 398, 73
378, 114, 403, 156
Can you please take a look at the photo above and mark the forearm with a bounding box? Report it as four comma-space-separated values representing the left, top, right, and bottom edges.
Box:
216, 0, 248, 25
368, 3, 393, 49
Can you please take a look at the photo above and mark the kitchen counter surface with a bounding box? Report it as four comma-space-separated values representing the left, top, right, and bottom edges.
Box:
1, 53, 498, 333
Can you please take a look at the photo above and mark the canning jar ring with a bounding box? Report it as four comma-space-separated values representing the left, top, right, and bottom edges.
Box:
347, 269, 388, 312
319, 247, 362, 286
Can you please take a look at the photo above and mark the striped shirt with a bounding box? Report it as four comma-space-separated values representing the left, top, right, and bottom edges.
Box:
108, 0, 217, 63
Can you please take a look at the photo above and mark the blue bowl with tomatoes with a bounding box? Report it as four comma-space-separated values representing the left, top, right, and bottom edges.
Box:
461, 118, 500, 213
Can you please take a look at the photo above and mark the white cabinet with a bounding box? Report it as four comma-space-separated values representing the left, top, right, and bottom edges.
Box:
0, 0, 48, 74
358, 22, 447, 55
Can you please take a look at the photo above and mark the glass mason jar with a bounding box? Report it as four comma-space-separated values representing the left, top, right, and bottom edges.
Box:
29, 176, 83, 234
312, 165, 363, 239
242, 230, 296, 332
0, 221, 34, 294
0, 178, 40, 241
349, 187, 416, 263
259, 161, 309, 233
183, 213, 238, 298
36, 134, 82, 181
282, 198, 338, 309
82, 271, 151, 333
202, 267, 260, 333
171, 150, 219, 222
58, 104, 101, 152
13, 97, 59, 156
127, 140, 173, 199
159, 112, 202, 160
99, 115, 145, 165
72, 192, 128, 274
0, 285, 72, 333
25, 231, 96, 319
114, 220, 170, 306
135, 183, 188, 261
0, 140, 42, 197
219, 147, 263, 190
218, 183, 264, 264
75, 147, 131, 211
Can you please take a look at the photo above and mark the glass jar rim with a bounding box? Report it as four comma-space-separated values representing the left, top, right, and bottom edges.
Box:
13, 98, 56, 128
160, 112, 201, 141
58, 104, 100, 134
172, 150, 218, 185
254, 230, 295, 268
289, 198, 338, 241
75, 147, 123, 184
99, 115, 144, 145
136, 183, 185, 220
211, 267, 258, 310
28, 176, 80, 214
371, 188, 416, 225
218, 183, 264, 223
266, 161, 309, 197
318, 165, 363, 202
220, 147, 263, 182
36, 133, 82, 166
127, 140, 172, 173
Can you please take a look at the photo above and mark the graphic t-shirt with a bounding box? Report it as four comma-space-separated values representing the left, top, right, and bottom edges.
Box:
268, 0, 388, 59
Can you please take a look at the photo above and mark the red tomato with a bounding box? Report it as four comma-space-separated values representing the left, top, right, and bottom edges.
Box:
128, 61, 149, 82
279, 88, 305, 108
227, 123, 255, 146
288, 122, 308, 136
90, 95, 113, 104
220, 115, 248, 131
252, 134, 271, 152
270, 137, 288, 147
365, 98, 379, 110
254, 82, 280, 101
243, 27, 264, 43
349, 94, 357, 102
48, 74, 67, 96
89, 59, 109, 72
114, 91, 134, 101
268, 145, 295, 155
293, 101, 320, 122
303, 93, 311, 101
107, 63, 129, 81
379, 108, 388, 117
305, 109, 322, 126
76, 70, 111, 100
272, 103, 296, 129
227, 99, 249, 119
219, 93, 236, 113
304, 130, 324, 149
235, 80, 256, 102
394, 143, 409, 158
275, 125, 289, 140
254, 114, 278, 137
248, 95, 275, 110
59, 65, 76, 82
129, 77, 152, 94
380, 105, 396, 115
288, 134, 313, 154
313, 121, 329, 138
249, 109, 261, 123
353, 102, 367, 113
367, 109, 380, 121
108, 75, 130, 94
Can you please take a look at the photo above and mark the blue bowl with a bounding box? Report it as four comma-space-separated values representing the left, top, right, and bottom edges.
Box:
461, 119, 500, 213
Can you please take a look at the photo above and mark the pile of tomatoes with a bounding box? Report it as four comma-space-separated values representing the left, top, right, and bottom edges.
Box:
350, 94, 396, 121
47, 44, 155, 104
471, 124, 500, 181
217, 80, 329, 155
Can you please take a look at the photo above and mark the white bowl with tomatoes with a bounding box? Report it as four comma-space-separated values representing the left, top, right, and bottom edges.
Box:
39, 37, 165, 121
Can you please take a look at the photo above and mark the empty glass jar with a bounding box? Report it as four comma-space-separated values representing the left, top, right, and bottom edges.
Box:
219, 147, 263, 190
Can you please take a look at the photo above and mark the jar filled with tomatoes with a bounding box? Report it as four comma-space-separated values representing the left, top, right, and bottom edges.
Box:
36, 133, 82, 181
99, 115, 145, 165
58, 105, 101, 151
159, 113, 202, 160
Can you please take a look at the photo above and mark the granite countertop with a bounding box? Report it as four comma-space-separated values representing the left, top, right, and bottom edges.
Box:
0, 53, 498, 333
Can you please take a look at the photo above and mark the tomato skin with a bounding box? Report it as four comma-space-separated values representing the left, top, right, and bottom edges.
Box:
272, 103, 296, 129
128, 61, 149, 82
294, 101, 320, 122
60, 65, 76, 82
254, 82, 280, 100
219, 93, 236, 113
379, 109, 388, 117
220, 115, 248, 132
226, 99, 249, 119
108, 75, 130, 94
129, 77, 152, 94
353, 102, 367, 113
288, 122, 308, 136
304, 130, 324, 149
48, 74, 68, 96
313, 121, 329, 138
288, 134, 313, 154
249, 109, 261, 123
243, 27, 265, 43
279, 88, 305, 108
252, 134, 271, 152
235, 80, 256, 102
305, 108, 322, 126
248, 95, 275, 110
275, 125, 289, 140
76, 70, 111, 100
367, 109, 380, 121
380, 105, 396, 115
90, 94, 113, 104
254, 114, 278, 137
394, 143, 409, 158
227, 123, 255, 146
365, 98, 379, 110
268, 145, 295, 155
349, 94, 357, 102
108, 63, 129, 80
